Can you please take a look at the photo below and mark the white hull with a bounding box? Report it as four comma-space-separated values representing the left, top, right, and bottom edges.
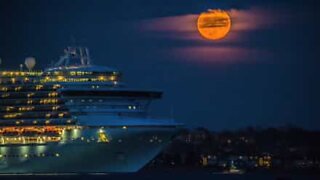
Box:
0, 126, 176, 173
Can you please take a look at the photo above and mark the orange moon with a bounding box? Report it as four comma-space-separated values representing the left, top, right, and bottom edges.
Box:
197, 9, 232, 40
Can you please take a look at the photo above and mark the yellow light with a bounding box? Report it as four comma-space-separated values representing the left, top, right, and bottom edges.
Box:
98, 76, 106, 81
53, 84, 61, 89
98, 131, 110, 143
1, 87, 8, 91
110, 76, 116, 81
15, 86, 22, 91
1, 93, 9, 98
52, 106, 59, 110
57, 76, 65, 81
122, 126, 127, 129
35, 85, 43, 90
6, 106, 13, 111
27, 100, 33, 104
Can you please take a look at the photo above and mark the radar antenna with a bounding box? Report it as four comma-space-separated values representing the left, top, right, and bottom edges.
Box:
54, 47, 92, 67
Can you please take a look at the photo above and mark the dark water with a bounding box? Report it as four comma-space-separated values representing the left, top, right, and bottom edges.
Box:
0, 172, 319, 180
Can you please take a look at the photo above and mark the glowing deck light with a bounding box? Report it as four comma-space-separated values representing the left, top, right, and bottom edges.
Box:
110, 76, 116, 81
98, 76, 106, 81
57, 76, 65, 81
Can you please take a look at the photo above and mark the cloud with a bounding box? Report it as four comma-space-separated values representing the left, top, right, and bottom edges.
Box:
140, 7, 288, 37
170, 46, 271, 65
140, 14, 198, 33
137, 7, 287, 64
228, 8, 290, 31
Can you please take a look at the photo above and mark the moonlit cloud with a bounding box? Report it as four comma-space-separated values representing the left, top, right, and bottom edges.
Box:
140, 7, 287, 33
228, 8, 290, 31
140, 14, 198, 33
170, 46, 271, 64
137, 7, 287, 64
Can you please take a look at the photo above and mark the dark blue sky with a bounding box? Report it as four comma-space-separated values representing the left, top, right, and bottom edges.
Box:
0, 0, 319, 130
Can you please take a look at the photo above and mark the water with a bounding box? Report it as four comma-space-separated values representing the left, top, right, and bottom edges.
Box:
0, 172, 319, 180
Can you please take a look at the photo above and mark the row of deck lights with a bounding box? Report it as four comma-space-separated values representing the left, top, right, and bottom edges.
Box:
12, 119, 73, 125
0, 71, 43, 77
0, 71, 107, 77
4, 105, 60, 112
42, 75, 117, 83
1, 92, 58, 98
0, 84, 61, 92
0, 153, 60, 158
18, 119, 72, 124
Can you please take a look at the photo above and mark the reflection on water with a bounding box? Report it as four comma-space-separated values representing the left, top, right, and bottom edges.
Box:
0, 172, 318, 180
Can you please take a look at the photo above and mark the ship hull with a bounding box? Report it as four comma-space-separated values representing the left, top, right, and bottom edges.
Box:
0, 126, 177, 173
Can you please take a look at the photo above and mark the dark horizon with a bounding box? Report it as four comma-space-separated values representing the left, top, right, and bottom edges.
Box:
0, 0, 319, 131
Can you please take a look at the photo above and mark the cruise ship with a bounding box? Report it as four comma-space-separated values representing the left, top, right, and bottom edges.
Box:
0, 47, 181, 173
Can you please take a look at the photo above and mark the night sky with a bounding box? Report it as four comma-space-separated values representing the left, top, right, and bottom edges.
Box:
0, 0, 319, 130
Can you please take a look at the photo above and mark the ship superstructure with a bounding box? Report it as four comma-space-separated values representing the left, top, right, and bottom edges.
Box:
0, 47, 180, 173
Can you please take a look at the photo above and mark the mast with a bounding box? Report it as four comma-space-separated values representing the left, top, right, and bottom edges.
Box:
54, 47, 92, 67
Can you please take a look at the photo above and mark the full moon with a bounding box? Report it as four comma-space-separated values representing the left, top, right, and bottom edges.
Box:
197, 9, 232, 41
